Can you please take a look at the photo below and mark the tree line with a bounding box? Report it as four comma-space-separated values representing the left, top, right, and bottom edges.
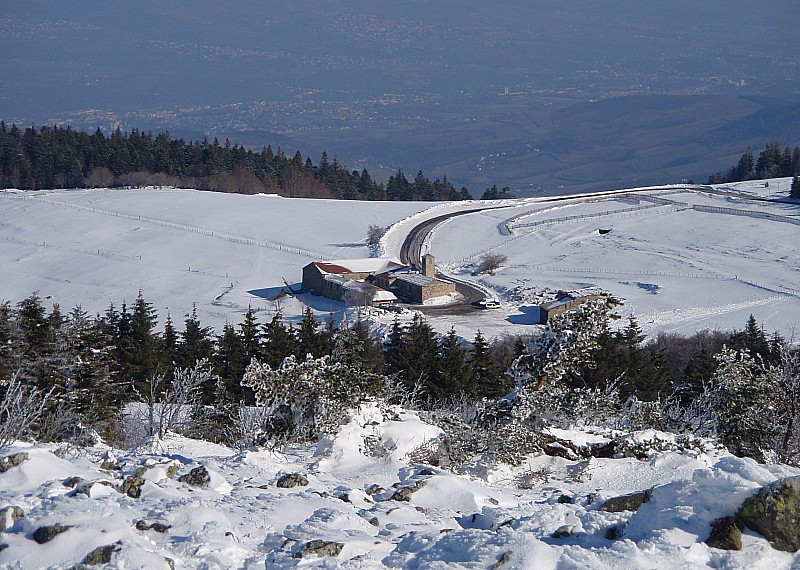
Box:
708, 141, 800, 198
1, 289, 790, 454
0, 122, 487, 201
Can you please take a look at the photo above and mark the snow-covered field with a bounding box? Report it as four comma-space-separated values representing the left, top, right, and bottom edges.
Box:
2, 406, 799, 569
428, 179, 800, 339
0, 179, 798, 342
2, 181, 800, 569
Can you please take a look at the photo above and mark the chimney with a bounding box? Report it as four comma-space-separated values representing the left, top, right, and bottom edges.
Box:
422, 254, 436, 278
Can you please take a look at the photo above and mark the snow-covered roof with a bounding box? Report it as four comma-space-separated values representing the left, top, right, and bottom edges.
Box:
541, 296, 576, 311
372, 289, 398, 302
341, 279, 397, 301
396, 273, 434, 287
313, 257, 405, 275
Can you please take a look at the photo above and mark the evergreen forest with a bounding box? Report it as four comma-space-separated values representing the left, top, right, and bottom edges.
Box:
708, 141, 800, 196
0, 122, 475, 201
2, 291, 795, 466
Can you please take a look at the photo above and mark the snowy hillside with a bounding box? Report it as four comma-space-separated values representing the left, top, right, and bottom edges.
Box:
0, 180, 798, 342
2, 406, 799, 569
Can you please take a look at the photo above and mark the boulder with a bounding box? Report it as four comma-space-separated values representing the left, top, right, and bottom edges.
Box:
276, 473, 309, 489
491, 550, 513, 570
365, 484, 384, 496
80, 543, 121, 565
390, 479, 427, 502
551, 525, 574, 538
293, 539, 344, 558
598, 488, 653, 513
705, 516, 742, 551
119, 475, 145, 498
0, 452, 28, 473
738, 475, 800, 552
63, 476, 85, 489
32, 523, 71, 544
0, 506, 24, 532
135, 520, 171, 533
178, 466, 210, 487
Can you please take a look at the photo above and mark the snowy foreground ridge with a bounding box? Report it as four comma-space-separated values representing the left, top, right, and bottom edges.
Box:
2, 405, 799, 569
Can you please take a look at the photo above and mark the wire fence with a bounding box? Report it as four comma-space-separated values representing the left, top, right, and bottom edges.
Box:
508, 202, 666, 230
507, 264, 726, 279
1, 193, 330, 260
690, 204, 800, 225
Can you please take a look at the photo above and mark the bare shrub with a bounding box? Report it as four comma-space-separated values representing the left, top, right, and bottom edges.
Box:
83, 166, 116, 188
134, 360, 212, 440
0, 371, 53, 450
475, 252, 508, 275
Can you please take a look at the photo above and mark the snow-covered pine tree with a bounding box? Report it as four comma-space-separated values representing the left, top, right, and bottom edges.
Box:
707, 347, 772, 460
241, 354, 386, 443
507, 298, 617, 426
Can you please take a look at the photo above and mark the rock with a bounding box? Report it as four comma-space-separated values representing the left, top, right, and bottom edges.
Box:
166, 464, 180, 478
706, 517, 742, 550
0, 506, 24, 532
0, 544, 7, 552
551, 525, 574, 538
80, 543, 121, 565
418, 468, 435, 476
557, 495, 573, 504
135, 520, 171, 533
605, 525, 625, 540
0, 452, 29, 473
491, 550, 513, 570
598, 488, 653, 513
100, 459, 118, 471
119, 475, 145, 498
165, 557, 175, 570
738, 475, 800, 552
365, 484, 384, 496
497, 518, 516, 529
63, 476, 85, 488
276, 473, 308, 488
32, 523, 71, 544
72, 480, 116, 498
390, 480, 427, 502
178, 466, 210, 487
293, 539, 344, 558
368, 517, 379, 527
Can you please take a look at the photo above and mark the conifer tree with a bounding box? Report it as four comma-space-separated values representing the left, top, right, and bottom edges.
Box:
215, 322, 247, 400
123, 292, 160, 394
239, 306, 262, 364
471, 330, 505, 399
177, 304, 214, 370
433, 327, 476, 399
261, 311, 298, 368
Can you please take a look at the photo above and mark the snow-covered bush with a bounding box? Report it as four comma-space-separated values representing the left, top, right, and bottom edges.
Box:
706, 347, 772, 461
494, 299, 618, 453
241, 354, 386, 444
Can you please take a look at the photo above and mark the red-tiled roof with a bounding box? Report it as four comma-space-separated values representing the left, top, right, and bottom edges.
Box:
315, 262, 352, 274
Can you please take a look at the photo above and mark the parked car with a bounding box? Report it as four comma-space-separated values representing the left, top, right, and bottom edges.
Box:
477, 298, 501, 309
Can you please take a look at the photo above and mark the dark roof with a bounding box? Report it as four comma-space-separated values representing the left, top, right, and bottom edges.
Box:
396, 273, 434, 287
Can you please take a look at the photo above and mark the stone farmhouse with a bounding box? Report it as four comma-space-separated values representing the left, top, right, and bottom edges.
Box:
301, 254, 455, 306
538, 292, 603, 323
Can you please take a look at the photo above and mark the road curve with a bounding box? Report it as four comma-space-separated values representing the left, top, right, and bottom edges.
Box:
398, 206, 509, 314
396, 184, 755, 314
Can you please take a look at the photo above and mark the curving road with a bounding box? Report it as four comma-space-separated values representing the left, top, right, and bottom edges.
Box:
398, 206, 506, 314
395, 184, 772, 314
